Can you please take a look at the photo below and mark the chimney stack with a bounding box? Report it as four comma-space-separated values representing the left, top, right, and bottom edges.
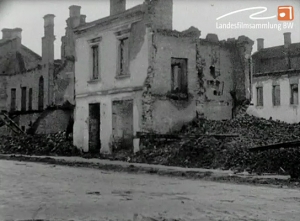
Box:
2, 28, 12, 39
146, 0, 173, 30
284, 32, 291, 48
110, 0, 126, 16
68, 5, 81, 28
11, 28, 22, 39
2, 28, 22, 49
69, 5, 81, 18
257, 38, 264, 51
42, 14, 55, 64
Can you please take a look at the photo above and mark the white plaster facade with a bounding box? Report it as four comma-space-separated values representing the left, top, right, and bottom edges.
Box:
247, 71, 300, 123
73, 6, 149, 154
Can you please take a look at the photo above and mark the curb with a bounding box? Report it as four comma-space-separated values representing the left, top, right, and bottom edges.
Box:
0, 154, 298, 189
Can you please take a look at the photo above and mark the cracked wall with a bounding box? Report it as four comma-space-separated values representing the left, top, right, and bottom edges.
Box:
141, 31, 253, 133
141, 28, 199, 133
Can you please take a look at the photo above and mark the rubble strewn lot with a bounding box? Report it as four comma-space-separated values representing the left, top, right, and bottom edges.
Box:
1, 114, 300, 178
116, 114, 300, 178
0, 132, 80, 156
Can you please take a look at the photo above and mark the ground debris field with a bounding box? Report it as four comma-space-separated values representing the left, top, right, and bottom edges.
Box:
0, 160, 300, 221
1, 114, 300, 177
116, 114, 300, 177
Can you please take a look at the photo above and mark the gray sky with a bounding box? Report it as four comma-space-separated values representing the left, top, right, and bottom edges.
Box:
0, 0, 299, 59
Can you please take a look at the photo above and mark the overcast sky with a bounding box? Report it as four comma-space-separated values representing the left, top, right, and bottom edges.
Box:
0, 0, 299, 59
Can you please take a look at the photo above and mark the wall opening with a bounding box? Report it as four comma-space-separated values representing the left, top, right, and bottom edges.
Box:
118, 37, 129, 76
112, 99, 133, 152
272, 85, 280, 106
290, 84, 299, 105
207, 80, 224, 96
210, 65, 216, 78
28, 88, 33, 110
171, 58, 188, 94
88, 103, 101, 154
38, 76, 44, 110
91, 45, 99, 80
21, 87, 27, 111
256, 86, 263, 106
10, 88, 16, 111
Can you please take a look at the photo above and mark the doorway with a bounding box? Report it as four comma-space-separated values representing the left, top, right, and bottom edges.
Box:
88, 103, 101, 154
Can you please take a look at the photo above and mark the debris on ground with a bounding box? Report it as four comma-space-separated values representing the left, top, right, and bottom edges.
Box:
114, 114, 300, 178
1, 113, 300, 179
0, 132, 80, 156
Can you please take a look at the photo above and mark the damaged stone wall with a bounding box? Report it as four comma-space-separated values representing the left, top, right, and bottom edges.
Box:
53, 58, 75, 106
142, 28, 199, 133
5, 68, 48, 112
196, 35, 233, 120
142, 30, 253, 133
0, 76, 7, 111
35, 109, 72, 134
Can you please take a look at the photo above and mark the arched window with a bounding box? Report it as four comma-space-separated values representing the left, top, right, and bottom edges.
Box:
38, 76, 44, 110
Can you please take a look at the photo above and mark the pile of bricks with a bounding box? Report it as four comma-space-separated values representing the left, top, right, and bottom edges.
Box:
126, 114, 300, 178
0, 132, 80, 156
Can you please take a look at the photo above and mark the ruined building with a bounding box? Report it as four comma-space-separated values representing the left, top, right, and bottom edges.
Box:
0, 6, 85, 133
73, 0, 253, 154
247, 32, 300, 123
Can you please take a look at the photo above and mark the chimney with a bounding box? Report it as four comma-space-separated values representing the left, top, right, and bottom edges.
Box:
68, 5, 81, 28
11, 28, 22, 39
2, 28, 12, 39
42, 14, 55, 64
146, 0, 173, 30
257, 38, 264, 51
69, 5, 81, 17
2, 28, 22, 49
284, 32, 291, 48
110, 0, 126, 16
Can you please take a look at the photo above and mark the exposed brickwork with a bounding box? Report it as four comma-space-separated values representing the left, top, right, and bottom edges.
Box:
36, 109, 72, 134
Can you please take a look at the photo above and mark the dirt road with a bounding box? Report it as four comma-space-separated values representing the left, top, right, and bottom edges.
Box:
0, 160, 299, 221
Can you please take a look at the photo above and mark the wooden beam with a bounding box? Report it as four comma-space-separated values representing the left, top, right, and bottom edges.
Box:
249, 140, 300, 152
135, 132, 239, 139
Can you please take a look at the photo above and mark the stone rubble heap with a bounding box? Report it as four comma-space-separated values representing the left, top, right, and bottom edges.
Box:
0, 132, 80, 156
118, 114, 300, 178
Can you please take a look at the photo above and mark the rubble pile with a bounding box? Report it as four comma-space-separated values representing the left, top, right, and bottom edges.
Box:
0, 132, 81, 156
126, 115, 300, 177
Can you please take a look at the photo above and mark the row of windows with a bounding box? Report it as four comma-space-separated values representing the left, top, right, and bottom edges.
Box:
256, 83, 299, 107
10, 76, 44, 112
90, 37, 130, 80
90, 38, 190, 95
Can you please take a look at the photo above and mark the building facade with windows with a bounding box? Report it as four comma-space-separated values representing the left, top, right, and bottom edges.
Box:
247, 32, 300, 123
0, 6, 85, 134
73, 0, 253, 154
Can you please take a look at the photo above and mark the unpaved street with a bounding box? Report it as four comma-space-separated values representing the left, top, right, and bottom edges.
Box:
0, 160, 299, 221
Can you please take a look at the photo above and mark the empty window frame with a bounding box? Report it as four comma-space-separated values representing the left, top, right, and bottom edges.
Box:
256, 86, 263, 106
10, 88, 16, 111
272, 85, 280, 106
28, 88, 33, 110
91, 44, 99, 80
171, 58, 188, 94
118, 37, 129, 76
290, 84, 299, 105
